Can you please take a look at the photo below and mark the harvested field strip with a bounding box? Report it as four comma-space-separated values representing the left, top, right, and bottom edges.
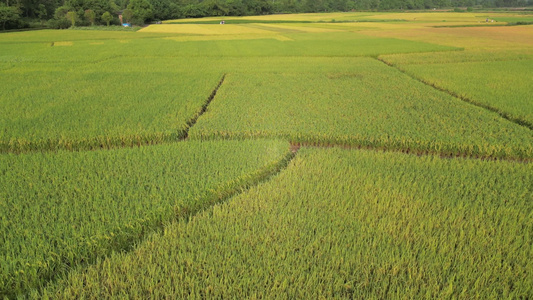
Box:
0, 140, 294, 297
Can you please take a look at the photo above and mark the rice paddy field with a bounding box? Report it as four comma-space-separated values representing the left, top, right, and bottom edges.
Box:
1, 11, 532, 299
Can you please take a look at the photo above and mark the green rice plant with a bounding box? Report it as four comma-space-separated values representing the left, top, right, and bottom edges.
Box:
380, 49, 533, 65
0, 66, 223, 152
1, 32, 456, 63
0, 29, 455, 153
0, 29, 172, 43
2, 18, 531, 299
38, 147, 533, 298
189, 57, 533, 159
0, 139, 291, 297
0, 43, 48, 63
380, 54, 533, 128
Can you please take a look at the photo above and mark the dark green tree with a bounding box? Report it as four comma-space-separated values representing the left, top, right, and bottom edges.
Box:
3, 0, 532, 29
0, 3, 21, 30
226, 0, 246, 15
122, 7, 132, 22
101, 10, 112, 24
202, 0, 229, 16
127, 0, 152, 24
62, 0, 117, 24
54, 5, 70, 19
48, 5, 71, 28
84, 8, 95, 24
66, 10, 77, 26
244, 0, 272, 14
36, 3, 47, 24
150, 0, 172, 20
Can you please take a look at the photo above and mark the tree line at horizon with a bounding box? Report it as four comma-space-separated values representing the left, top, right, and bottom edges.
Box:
1, 0, 532, 30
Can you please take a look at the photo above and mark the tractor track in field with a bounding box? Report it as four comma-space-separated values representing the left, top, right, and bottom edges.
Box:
376, 57, 533, 131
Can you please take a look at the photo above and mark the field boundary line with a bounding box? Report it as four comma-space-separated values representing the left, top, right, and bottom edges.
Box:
0, 74, 227, 154
183, 73, 226, 139
376, 57, 533, 131
21, 145, 298, 299
175, 146, 298, 221
189, 133, 532, 162
290, 141, 531, 163
378, 52, 533, 66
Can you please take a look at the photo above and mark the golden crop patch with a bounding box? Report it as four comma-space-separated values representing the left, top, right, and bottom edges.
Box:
139, 24, 275, 35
